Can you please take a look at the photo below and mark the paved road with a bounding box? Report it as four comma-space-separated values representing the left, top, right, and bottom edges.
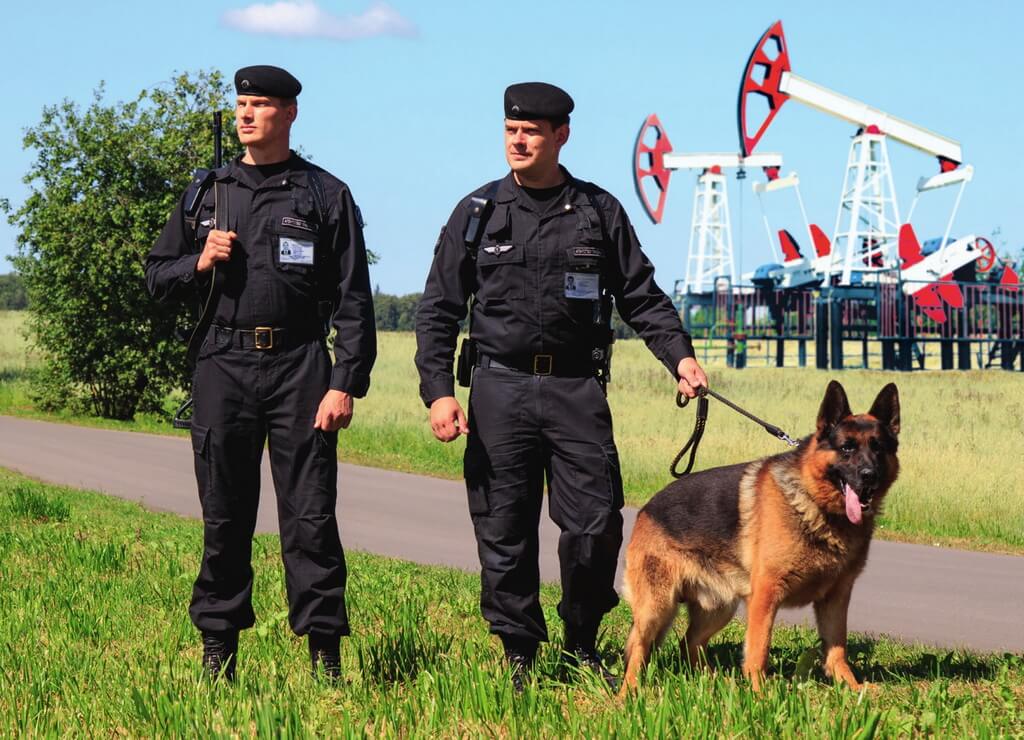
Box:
1, 415, 1021, 653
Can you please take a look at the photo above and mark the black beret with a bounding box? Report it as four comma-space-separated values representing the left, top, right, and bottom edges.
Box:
234, 65, 302, 98
504, 82, 574, 121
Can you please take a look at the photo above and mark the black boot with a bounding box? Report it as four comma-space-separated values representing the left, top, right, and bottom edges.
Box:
309, 633, 342, 682
564, 624, 617, 691
500, 635, 537, 695
201, 629, 238, 682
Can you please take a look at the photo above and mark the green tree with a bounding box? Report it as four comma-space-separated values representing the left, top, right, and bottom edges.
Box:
0, 273, 28, 310
372, 289, 423, 331
4, 71, 241, 419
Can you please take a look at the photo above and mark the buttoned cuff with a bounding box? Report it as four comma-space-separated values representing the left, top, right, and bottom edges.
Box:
419, 375, 455, 408
178, 254, 214, 292
330, 367, 371, 398
662, 335, 696, 377
175, 255, 198, 285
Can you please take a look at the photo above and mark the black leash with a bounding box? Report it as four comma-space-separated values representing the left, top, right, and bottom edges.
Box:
670, 387, 799, 478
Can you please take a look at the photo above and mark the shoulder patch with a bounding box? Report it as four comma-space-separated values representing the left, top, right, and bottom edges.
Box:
434, 225, 447, 254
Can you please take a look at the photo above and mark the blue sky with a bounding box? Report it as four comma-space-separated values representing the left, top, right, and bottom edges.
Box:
2, 0, 1021, 293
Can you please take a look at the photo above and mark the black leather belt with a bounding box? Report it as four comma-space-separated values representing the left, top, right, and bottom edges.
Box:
210, 325, 323, 351
476, 352, 595, 378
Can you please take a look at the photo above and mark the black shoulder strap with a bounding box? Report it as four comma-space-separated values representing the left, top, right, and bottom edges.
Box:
307, 168, 328, 224
184, 168, 215, 227
185, 166, 234, 232
463, 179, 502, 257
580, 187, 610, 242
579, 186, 616, 335
213, 181, 229, 231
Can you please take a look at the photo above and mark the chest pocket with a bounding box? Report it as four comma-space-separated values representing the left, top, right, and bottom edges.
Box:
269, 215, 321, 295
473, 205, 525, 301
565, 244, 606, 275
475, 241, 525, 301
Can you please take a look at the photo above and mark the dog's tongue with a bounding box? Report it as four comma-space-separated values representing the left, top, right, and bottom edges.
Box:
844, 483, 863, 525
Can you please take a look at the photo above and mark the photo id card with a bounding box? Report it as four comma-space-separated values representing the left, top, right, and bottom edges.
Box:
564, 272, 599, 299
279, 237, 315, 265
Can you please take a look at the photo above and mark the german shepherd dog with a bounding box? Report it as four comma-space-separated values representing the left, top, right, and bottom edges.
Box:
621, 381, 900, 693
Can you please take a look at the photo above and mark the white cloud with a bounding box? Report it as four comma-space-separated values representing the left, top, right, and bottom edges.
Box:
222, 0, 417, 41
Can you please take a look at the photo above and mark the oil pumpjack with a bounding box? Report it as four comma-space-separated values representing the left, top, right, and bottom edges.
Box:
633, 114, 782, 295
737, 20, 1018, 322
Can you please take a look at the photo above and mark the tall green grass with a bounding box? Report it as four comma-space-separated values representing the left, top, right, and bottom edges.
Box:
2, 313, 1022, 552
0, 310, 33, 384
0, 470, 1020, 736
341, 333, 1024, 552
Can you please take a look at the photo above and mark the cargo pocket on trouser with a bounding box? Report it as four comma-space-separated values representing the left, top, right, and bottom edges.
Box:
464, 434, 492, 517
601, 442, 625, 512
191, 423, 212, 501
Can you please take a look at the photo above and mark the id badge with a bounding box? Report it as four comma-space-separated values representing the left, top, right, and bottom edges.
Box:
279, 236, 315, 265
565, 272, 599, 299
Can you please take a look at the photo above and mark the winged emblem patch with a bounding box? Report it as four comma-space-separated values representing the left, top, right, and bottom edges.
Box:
482, 244, 514, 256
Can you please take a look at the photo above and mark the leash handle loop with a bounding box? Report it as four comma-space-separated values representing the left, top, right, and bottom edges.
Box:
670, 394, 709, 478
670, 385, 799, 478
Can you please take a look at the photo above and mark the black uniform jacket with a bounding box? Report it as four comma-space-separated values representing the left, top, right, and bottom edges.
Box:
146, 153, 376, 397
415, 169, 694, 407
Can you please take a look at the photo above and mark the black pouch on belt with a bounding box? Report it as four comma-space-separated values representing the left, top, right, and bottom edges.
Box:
456, 337, 478, 387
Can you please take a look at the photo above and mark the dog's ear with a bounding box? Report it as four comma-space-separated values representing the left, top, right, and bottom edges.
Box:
868, 383, 900, 436
817, 380, 852, 439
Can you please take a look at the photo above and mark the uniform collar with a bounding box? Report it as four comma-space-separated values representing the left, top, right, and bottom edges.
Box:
225, 152, 310, 190
495, 166, 592, 212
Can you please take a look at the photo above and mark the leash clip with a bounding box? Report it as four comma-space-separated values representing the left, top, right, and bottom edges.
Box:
778, 431, 799, 447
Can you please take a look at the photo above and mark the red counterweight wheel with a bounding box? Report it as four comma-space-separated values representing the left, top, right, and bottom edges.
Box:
975, 237, 996, 273
633, 114, 674, 224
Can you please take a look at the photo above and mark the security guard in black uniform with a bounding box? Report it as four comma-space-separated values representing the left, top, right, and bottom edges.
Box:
415, 82, 708, 689
146, 66, 376, 681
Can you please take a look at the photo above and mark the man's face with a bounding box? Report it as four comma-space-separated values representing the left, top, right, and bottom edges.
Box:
235, 95, 296, 148
504, 118, 569, 177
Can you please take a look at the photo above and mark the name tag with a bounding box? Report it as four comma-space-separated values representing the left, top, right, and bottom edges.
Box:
279, 237, 314, 265
565, 272, 599, 299
281, 216, 315, 233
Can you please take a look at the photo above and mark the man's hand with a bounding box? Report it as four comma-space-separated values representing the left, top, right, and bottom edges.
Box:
676, 357, 709, 399
197, 229, 237, 273
429, 396, 468, 442
315, 389, 354, 431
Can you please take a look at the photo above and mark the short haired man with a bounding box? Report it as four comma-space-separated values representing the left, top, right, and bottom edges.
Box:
146, 65, 376, 681
415, 82, 707, 691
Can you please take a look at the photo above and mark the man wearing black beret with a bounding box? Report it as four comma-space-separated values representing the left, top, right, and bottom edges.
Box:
146, 65, 376, 682
415, 82, 708, 691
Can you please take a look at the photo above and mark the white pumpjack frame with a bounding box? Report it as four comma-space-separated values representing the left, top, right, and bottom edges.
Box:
738, 21, 979, 292
900, 234, 980, 293
751, 171, 833, 288
779, 73, 962, 163
666, 152, 783, 294
779, 71, 976, 284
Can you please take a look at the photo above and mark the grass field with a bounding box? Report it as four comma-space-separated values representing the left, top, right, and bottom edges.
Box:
2, 311, 1023, 553
0, 470, 1021, 737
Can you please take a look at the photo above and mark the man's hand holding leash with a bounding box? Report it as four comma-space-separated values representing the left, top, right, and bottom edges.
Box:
677, 356, 708, 399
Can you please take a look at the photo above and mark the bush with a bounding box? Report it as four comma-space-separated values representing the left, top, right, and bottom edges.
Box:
0, 274, 27, 310
4, 71, 240, 419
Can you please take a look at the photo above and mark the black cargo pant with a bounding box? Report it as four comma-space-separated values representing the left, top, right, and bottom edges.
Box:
188, 327, 349, 639
464, 366, 624, 644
